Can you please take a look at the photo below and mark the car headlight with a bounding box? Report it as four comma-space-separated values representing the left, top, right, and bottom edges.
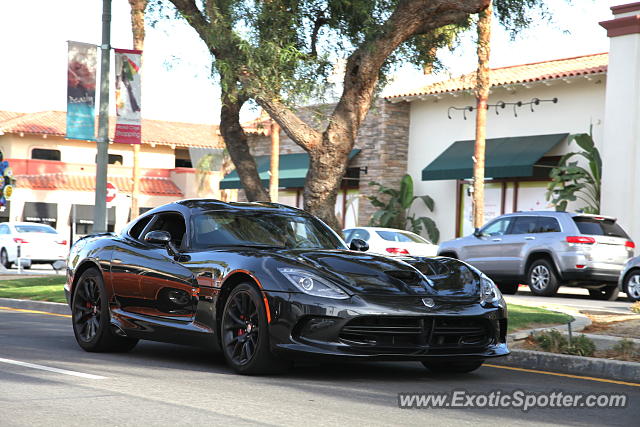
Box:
278, 268, 349, 299
480, 274, 502, 305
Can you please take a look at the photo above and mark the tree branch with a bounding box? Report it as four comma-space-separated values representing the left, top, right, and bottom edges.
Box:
169, 0, 220, 56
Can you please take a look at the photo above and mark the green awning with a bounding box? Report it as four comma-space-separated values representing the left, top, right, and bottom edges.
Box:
220, 149, 361, 190
422, 133, 568, 181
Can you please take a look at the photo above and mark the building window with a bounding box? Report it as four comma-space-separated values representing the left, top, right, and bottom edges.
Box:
175, 148, 193, 168
94, 154, 124, 165
31, 148, 61, 161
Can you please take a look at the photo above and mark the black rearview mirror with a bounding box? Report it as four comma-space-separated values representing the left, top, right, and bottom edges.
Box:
349, 238, 369, 252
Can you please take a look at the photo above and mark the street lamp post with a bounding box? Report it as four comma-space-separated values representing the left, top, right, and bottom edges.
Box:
94, 0, 111, 233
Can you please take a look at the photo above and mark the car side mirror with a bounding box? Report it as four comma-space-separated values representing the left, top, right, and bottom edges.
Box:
473, 228, 482, 238
144, 230, 178, 257
145, 230, 171, 245
349, 238, 369, 252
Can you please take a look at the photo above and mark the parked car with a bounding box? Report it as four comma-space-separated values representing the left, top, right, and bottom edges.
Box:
343, 227, 438, 257
618, 256, 640, 302
66, 200, 508, 375
0, 222, 68, 269
437, 211, 634, 299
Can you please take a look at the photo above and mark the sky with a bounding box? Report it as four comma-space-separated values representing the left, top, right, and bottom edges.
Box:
0, 0, 618, 125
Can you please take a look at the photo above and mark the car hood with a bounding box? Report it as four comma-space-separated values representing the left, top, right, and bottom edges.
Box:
275, 249, 481, 298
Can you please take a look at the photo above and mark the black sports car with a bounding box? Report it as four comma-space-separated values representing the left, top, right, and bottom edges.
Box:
65, 200, 509, 374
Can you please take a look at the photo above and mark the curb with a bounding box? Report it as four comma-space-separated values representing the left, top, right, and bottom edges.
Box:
492, 349, 640, 384
0, 297, 70, 315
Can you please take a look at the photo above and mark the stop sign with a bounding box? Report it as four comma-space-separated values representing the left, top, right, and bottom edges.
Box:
106, 182, 118, 203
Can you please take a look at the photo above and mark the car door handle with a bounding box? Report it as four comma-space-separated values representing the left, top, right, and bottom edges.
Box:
112, 258, 123, 264
525, 237, 536, 240
492, 238, 502, 242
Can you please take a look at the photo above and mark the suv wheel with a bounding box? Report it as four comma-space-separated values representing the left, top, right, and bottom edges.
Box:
623, 271, 640, 302
588, 286, 619, 301
527, 259, 559, 297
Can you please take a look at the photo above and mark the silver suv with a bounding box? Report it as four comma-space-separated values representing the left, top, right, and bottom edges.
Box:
438, 211, 634, 299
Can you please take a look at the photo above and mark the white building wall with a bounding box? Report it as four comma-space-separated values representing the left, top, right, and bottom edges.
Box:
405, 78, 607, 242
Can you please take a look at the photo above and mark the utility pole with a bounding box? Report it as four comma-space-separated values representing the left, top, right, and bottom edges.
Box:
269, 121, 280, 202
94, 0, 111, 233
472, 0, 492, 229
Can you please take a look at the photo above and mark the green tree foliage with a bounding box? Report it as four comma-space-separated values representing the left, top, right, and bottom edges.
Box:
368, 174, 439, 243
546, 132, 602, 214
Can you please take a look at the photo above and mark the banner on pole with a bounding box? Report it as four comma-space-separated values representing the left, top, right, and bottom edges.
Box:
66, 41, 97, 141
114, 49, 142, 144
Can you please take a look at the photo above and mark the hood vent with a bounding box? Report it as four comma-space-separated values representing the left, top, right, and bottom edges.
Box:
385, 270, 422, 285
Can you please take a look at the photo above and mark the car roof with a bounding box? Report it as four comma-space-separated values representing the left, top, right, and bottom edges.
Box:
497, 211, 617, 221
140, 199, 307, 217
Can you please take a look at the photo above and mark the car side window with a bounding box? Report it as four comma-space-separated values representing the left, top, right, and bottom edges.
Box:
349, 229, 370, 242
145, 213, 187, 248
0, 224, 8, 234
129, 215, 153, 240
508, 217, 537, 235
481, 218, 511, 236
534, 217, 561, 233
343, 229, 354, 242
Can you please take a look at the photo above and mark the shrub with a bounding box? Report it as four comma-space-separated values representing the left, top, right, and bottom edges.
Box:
565, 335, 596, 357
612, 339, 637, 359
533, 330, 596, 357
631, 302, 640, 314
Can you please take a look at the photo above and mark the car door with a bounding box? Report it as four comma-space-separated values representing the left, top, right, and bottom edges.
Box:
113, 212, 198, 322
498, 216, 538, 276
459, 217, 513, 274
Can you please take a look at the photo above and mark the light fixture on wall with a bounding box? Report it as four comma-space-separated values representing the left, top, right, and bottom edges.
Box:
447, 97, 558, 120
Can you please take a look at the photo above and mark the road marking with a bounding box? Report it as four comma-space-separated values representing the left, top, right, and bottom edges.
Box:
0, 357, 106, 380
485, 364, 640, 387
0, 306, 71, 318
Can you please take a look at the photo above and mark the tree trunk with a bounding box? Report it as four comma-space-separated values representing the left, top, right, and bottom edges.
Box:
473, 1, 492, 229
219, 85, 270, 202
128, 0, 147, 220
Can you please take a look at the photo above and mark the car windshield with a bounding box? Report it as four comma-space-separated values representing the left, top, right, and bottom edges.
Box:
376, 230, 430, 244
191, 211, 346, 250
573, 217, 629, 238
15, 225, 57, 234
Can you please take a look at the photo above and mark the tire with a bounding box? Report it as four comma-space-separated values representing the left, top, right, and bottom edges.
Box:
588, 286, 620, 301
624, 271, 640, 302
220, 282, 289, 375
0, 248, 10, 269
497, 282, 519, 295
71, 267, 138, 352
527, 259, 559, 297
422, 360, 484, 373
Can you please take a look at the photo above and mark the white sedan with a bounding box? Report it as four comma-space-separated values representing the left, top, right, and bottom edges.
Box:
0, 222, 68, 269
342, 227, 438, 257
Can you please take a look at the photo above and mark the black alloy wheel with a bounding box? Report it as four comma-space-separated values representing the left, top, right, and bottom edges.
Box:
221, 283, 289, 375
71, 268, 138, 352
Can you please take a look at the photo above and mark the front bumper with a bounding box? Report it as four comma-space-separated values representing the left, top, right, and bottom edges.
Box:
264, 291, 509, 361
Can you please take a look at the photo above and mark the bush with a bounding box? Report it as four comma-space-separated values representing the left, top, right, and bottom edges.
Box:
612, 339, 637, 359
533, 330, 595, 357
631, 302, 640, 314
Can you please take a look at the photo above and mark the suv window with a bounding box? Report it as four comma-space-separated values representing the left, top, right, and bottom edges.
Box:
481, 218, 512, 236
573, 217, 629, 238
509, 217, 537, 235
0, 224, 8, 234
535, 217, 561, 233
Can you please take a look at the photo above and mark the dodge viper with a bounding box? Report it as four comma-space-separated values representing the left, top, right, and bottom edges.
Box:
65, 199, 509, 374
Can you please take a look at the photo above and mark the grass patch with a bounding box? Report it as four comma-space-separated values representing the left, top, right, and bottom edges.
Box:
0, 276, 67, 303
508, 304, 573, 333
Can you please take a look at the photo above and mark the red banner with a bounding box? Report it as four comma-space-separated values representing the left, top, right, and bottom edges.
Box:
114, 49, 142, 144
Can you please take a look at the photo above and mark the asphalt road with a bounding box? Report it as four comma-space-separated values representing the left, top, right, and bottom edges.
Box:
0, 308, 638, 426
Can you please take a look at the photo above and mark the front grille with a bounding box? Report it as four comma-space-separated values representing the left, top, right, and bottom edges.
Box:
339, 316, 493, 354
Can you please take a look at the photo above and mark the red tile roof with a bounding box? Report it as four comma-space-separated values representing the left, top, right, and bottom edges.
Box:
386, 52, 608, 100
0, 110, 225, 149
14, 173, 183, 196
